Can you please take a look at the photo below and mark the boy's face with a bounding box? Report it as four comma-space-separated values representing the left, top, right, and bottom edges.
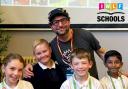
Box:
105, 56, 123, 73
71, 57, 92, 77
34, 43, 52, 64
2, 59, 23, 86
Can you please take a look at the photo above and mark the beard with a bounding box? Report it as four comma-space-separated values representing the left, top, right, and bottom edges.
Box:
56, 28, 70, 36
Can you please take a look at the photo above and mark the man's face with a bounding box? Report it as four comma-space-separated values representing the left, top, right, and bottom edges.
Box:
50, 16, 70, 36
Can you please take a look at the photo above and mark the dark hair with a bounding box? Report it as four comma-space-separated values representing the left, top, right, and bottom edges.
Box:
104, 50, 122, 63
48, 8, 70, 23
3, 53, 25, 67
70, 48, 91, 63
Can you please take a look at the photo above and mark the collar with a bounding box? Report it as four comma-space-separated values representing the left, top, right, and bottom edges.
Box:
2, 78, 19, 89
72, 74, 90, 88
107, 72, 122, 79
107, 73, 123, 81
38, 60, 56, 70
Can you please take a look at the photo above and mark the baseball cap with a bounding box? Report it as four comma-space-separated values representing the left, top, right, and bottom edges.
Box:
48, 8, 70, 22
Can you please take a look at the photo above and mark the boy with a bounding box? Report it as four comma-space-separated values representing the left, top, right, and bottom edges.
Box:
60, 48, 103, 89
100, 50, 128, 89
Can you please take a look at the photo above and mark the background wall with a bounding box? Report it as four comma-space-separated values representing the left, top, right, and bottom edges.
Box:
1, 6, 128, 24
5, 28, 128, 79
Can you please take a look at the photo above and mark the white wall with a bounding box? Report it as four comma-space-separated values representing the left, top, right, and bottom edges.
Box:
92, 29, 128, 79
1, 6, 128, 24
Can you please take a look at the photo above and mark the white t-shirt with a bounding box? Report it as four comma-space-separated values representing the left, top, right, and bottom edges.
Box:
60, 75, 103, 89
100, 74, 128, 89
0, 80, 34, 89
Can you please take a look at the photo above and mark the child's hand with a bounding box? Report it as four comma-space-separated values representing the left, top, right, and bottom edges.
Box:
23, 64, 34, 78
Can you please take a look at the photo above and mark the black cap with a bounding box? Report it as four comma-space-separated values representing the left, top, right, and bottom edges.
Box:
48, 8, 70, 22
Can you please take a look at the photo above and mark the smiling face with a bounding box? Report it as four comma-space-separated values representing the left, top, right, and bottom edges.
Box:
105, 56, 123, 74
71, 57, 92, 78
34, 43, 52, 65
50, 16, 70, 36
2, 59, 24, 86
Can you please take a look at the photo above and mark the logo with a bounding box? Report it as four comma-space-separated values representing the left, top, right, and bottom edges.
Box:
97, 3, 125, 22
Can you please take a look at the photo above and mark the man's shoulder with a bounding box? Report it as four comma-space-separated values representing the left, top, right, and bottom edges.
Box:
73, 28, 93, 39
50, 37, 57, 44
73, 28, 91, 34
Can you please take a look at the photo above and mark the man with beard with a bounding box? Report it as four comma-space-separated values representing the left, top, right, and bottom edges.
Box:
24, 8, 106, 79
48, 8, 106, 79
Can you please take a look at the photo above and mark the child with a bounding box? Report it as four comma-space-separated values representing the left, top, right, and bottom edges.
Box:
0, 53, 34, 89
24, 38, 66, 89
100, 50, 128, 89
60, 48, 103, 89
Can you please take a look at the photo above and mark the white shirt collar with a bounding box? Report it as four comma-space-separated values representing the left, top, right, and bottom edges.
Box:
38, 61, 56, 70
107, 74, 125, 89
2, 78, 19, 89
72, 74, 90, 88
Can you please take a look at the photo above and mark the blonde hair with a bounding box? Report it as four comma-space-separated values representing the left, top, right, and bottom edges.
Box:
33, 39, 50, 54
70, 48, 91, 63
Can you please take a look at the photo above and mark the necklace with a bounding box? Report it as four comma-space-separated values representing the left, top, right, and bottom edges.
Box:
73, 77, 92, 89
57, 30, 73, 65
109, 75, 125, 89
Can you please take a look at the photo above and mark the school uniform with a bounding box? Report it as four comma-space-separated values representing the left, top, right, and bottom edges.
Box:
60, 74, 103, 89
24, 61, 66, 89
0, 79, 34, 89
100, 74, 128, 89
